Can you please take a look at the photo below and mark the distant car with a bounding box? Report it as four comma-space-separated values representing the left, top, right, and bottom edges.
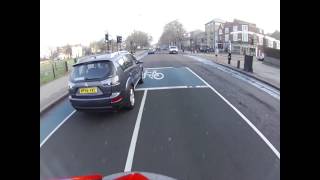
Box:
148, 48, 156, 54
199, 47, 207, 53
257, 53, 265, 61
169, 46, 178, 54
68, 51, 144, 111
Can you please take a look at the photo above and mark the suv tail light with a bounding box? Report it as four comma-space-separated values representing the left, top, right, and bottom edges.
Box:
111, 95, 123, 103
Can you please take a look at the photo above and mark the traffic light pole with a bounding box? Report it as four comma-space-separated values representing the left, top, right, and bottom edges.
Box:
116, 36, 122, 51
105, 33, 109, 53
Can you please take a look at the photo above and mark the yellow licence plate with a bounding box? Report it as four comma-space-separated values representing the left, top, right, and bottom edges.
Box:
79, 87, 97, 94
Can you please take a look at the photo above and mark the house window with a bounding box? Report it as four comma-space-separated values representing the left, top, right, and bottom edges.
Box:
242, 33, 248, 42
242, 25, 248, 32
268, 40, 273, 48
225, 34, 229, 42
225, 28, 229, 34
233, 25, 238, 32
233, 33, 238, 41
259, 37, 263, 45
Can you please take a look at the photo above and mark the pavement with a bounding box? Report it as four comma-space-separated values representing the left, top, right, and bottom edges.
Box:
40, 50, 147, 114
40, 53, 279, 180
185, 52, 280, 89
40, 75, 69, 113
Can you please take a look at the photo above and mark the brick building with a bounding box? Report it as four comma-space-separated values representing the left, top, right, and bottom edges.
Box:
205, 18, 226, 49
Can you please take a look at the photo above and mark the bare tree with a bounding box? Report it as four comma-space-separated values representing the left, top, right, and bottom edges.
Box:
62, 44, 72, 58
159, 20, 186, 48
49, 47, 58, 60
83, 46, 92, 55
89, 40, 106, 53
125, 30, 152, 51
190, 30, 205, 50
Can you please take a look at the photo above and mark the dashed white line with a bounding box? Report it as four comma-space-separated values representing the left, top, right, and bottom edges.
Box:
185, 67, 280, 159
124, 90, 148, 172
40, 110, 76, 148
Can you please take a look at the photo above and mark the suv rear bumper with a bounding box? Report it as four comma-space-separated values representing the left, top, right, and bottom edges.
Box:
69, 92, 125, 110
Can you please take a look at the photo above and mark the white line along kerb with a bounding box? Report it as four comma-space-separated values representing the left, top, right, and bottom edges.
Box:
124, 90, 148, 172
185, 67, 280, 159
40, 110, 76, 148
145, 67, 174, 70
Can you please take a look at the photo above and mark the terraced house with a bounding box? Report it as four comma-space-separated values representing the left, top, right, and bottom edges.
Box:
216, 19, 279, 57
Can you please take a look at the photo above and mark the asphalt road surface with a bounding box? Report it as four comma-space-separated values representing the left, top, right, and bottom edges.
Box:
40, 52, 280, 180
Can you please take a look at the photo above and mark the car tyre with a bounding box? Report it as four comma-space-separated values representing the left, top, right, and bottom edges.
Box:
124, 86, 135, 110
139, 72, 144, 84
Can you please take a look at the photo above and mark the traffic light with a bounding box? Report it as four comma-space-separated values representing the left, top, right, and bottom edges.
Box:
105, 34, 109, 41
117, 36, 122, 43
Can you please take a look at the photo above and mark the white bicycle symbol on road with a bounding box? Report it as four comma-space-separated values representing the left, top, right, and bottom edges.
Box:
143, 70, 165, 80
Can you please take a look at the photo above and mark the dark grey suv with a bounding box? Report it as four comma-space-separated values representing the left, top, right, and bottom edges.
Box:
68, 51, 144, 111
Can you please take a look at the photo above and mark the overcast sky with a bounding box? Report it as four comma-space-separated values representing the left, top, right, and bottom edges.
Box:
40, 0, 279, 56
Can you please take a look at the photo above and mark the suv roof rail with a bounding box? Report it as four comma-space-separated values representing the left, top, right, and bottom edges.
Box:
76, 51, 130, 64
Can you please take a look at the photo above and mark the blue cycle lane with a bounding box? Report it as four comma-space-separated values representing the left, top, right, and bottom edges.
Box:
40, 98, 75, 144
139, 67, 206, 88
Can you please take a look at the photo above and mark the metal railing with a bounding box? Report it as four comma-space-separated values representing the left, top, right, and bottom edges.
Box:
40, 59, 76, 86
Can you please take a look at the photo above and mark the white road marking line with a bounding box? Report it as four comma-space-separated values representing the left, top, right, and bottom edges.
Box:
40, 110, 76, 148
145, 67, 174, 70
135, 85, 209, 91
185, 67, 280, 159
185, 55, 280, 100
124, 90, 148, 172
195, 85, 209, 88
136, 86, 187, 91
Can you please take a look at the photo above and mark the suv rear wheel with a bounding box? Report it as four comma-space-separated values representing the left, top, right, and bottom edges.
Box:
139, 72, 144, 84
124, 86, 135, 110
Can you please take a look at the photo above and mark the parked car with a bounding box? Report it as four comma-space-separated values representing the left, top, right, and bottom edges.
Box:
169, 46, 178, 54
68, 51, 144, 111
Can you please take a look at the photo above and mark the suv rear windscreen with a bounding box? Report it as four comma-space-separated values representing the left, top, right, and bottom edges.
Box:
71, 61, 114, 82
